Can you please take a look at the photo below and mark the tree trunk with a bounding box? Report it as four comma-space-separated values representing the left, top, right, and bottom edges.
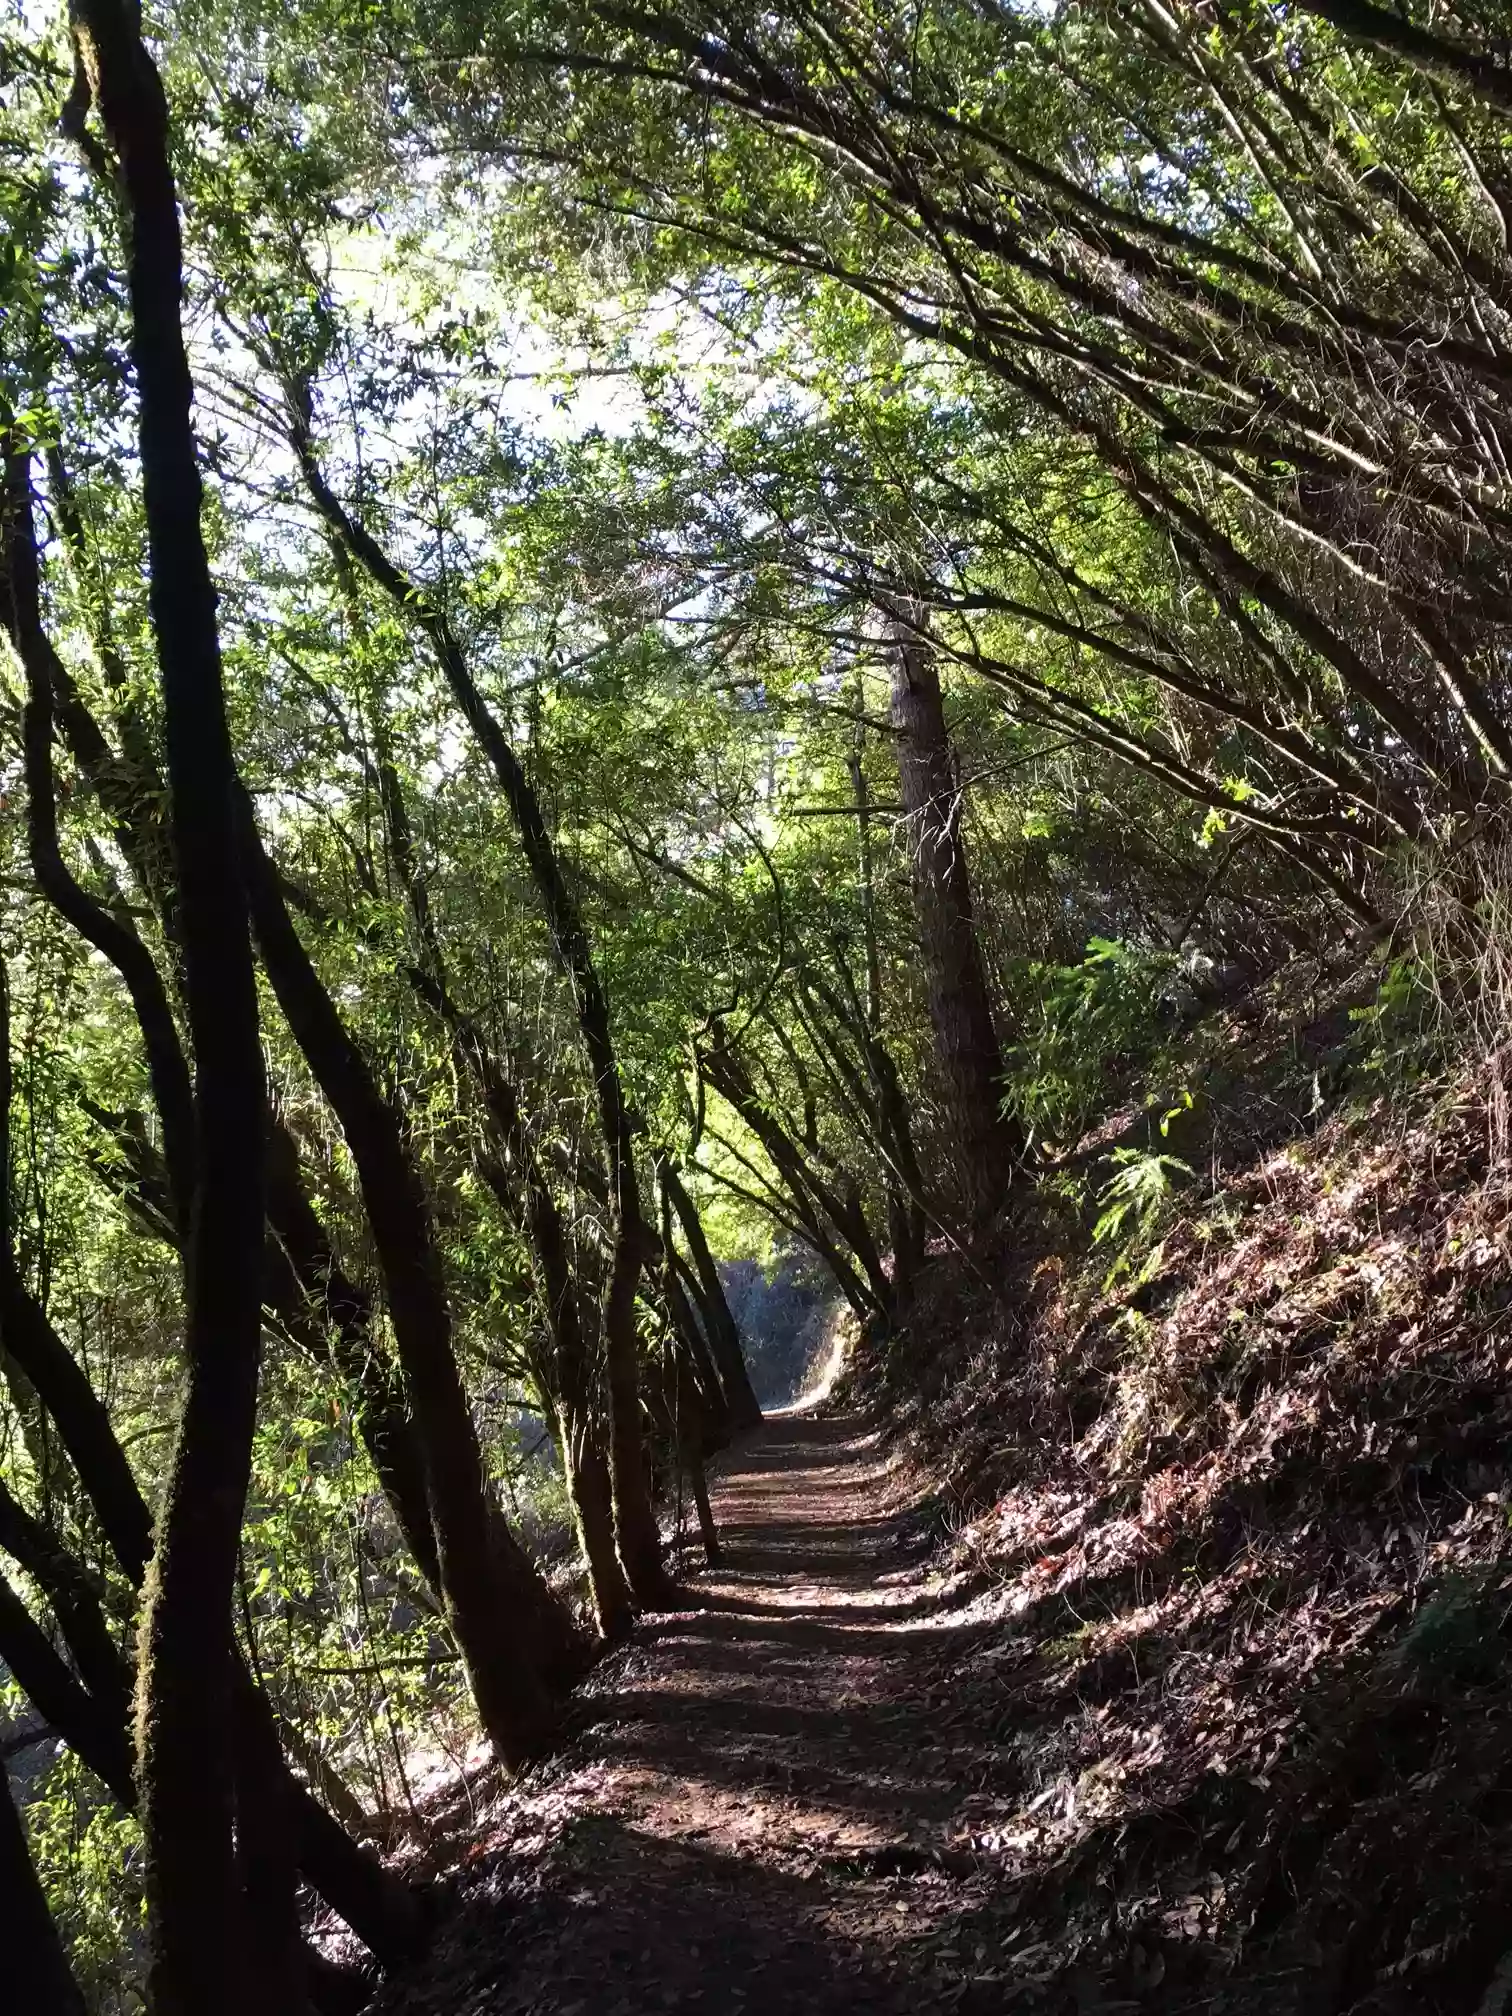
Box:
0, 1173, 425, 1965
233, 1699, 313, 2016
41, 19, 271, 2008
698, 1043, 887, 1321
847, 726, 927, 1299
0, 1766, 87, 2016
800, 966, 930, 1308
689, 1453, 722, 1570
654, 1352, 722, 1569
0, 1477, 129, 1716
556, 1402, 635, 1644
404, 955, 633, 1644
2, 449, 196, 1241
660, 1250, 733, 1450
0, 1569, 136, 1804
263, 1124, 444, 1597
237, 801, 562, 1761
5, 461, 449, 1622
1288, 0, 1512, 110
289, 423, 675, 1609
888, 617, 1018, 1218
659, 1161, 762, 1428
0, 1255, 154, 1583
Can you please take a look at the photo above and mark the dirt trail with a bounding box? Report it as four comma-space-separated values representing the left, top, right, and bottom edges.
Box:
383, 1406, 1030, 2015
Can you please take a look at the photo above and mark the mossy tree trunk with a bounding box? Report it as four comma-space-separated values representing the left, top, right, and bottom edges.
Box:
60, 10, 269, 2008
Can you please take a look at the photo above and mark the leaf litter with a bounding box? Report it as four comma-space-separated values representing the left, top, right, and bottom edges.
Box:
370, 1064, 1512, 2014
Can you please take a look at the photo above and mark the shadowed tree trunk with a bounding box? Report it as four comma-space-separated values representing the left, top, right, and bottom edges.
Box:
699, 1040, 897, 1325
658, 1159, 762, 1429
262, 1124, 444, 1598
845, 723, 929, 1300
58, 14, 269, 2010
1287, 0, 1512, 109
33, 617, 582, 1697
0, 987, 422, 1967
888, 616, 1019, 1219
0, 1511, 412, 1987
0, 1766, 87, 2016
371, 727, 634, 1642
433, 993, 635, 1644
661, 1260, 732, 1449
5, 448, 437, 1962
0, 1314, 425, 1971
651, 1346, 723, 1569
0, 1476, 129, 1715
2, 448, 195, 1243
798, 962, 930, 1306
0, 1568, 135, 1803
1, 479, 449, 1618
235, 1692, 312, 2016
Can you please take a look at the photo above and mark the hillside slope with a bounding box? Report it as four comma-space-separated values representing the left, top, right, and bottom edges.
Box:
856, 1060, 1512, 2012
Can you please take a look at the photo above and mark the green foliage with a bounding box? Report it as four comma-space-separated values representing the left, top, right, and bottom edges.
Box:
1347, 956, 1445, 1087
20, 1753, 145, 2015
6, 0, 1512, 1991
1006, 939, 1179, 1148
1092, 1147, 1195, 1256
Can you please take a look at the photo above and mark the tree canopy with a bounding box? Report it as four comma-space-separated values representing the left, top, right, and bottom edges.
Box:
2, 0, 1512, 2006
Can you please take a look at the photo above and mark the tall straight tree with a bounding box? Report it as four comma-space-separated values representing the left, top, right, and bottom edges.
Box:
888, 616, 1018, 1216
64, 7, 270, 2011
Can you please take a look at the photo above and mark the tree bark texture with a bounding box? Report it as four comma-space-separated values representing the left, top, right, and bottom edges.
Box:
238, 800, 562, 1760
888, 620, 1018, 1218
66, 10, 269, 2010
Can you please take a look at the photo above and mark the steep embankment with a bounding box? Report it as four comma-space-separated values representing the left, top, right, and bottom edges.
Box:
374, 1074, 1512, 2016
860, 1066, 1512, 2012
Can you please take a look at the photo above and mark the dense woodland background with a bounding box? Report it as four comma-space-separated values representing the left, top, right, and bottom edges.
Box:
5, 0, 1512, 2010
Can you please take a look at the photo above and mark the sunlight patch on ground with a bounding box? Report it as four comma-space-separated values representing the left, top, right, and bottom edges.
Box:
773, 1306, 856, 1416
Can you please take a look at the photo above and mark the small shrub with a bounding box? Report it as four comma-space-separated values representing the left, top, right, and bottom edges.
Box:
1005, 937, 1179, 1148
1093, 1148, 1195, 1250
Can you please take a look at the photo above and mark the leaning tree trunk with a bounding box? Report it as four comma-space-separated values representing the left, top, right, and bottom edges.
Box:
1, 513, 448, 1620
0, 1334, 423, 1970
289, 416, 675, 1610
888, 615, 1019, 1219
237, 802, 569, 1759
376, 735, 634, 1643
62, 13, 269, 2012
658, 1160, 762, 1429
700, 1041, 896, 1324
1, 1746, 88, 2016
445, 1022, 635, 1644
262, 1124, 444, 1598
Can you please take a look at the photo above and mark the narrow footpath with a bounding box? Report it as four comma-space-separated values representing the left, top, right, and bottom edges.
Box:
378, 1406, 1043, 2015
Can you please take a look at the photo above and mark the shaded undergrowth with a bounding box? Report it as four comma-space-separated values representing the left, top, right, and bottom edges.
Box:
858, 1050, 1512, 2012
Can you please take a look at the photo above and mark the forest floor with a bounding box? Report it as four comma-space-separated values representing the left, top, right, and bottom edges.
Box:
372, 1402, 1079, 2016
369, 1065, 1512, 2016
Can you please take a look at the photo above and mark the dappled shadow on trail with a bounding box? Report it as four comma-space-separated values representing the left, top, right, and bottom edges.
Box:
377, 1405, 1394, 2015
376, 1405, 1456, 2016
371, 1408, 1045, 2014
